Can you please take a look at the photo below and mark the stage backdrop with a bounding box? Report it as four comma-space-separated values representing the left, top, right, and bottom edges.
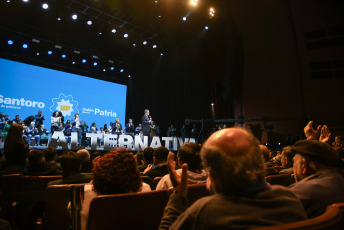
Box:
0, 58, 127, 130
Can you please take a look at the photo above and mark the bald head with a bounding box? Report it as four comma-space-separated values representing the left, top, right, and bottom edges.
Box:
201, 128, 265, 194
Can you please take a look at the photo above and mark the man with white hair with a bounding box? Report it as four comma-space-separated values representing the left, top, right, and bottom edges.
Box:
159, 128, 307, 229
27, 121, 40, 145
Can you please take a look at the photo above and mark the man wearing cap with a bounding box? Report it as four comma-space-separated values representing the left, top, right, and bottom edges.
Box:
289, 139, 344, 218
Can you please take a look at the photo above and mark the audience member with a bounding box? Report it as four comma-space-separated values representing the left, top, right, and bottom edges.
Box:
159, 128, 307, 229
48, 151, 91, 185
156, 142, 207, 190
332, 136, 343, 149
23, 149, 60, 175
3, 124, 28, 174
76, 149, 93, 173
43, 147, 62, 173
77, 149, 151, 230
137, 147, 154, 172
278, 146, 295, 174
143, 146, 169, 179
289, 139, 344, 218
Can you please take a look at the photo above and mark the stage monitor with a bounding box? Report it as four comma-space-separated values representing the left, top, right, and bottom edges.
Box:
0, 57, 127, 131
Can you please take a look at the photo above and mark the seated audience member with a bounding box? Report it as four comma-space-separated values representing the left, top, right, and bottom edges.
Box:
1, 120, 11, 140
156, 142, 207, 190
289, 139, 344, 218
23, 149, 60, 175
90, 151, 101, 162
76, 149, 93, 173
38, 124, 49, 145
159, 128, 307, 229
137, 147, 154, 172
143, 146, 169, 179
48, 151, 91, 185
27, 122, 40, 145
43, 147, 62, 173
3, 124, 28, 174
76, 149, 151, 230
332, 136, 343, 149
135, 150, 144, 167
278, 146, 295, 174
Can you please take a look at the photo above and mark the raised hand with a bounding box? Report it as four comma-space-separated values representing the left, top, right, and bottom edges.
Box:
304, 121, 321, 140
143, 164, 152, 174
319, 125, 332, 143
167, 151, 188, 197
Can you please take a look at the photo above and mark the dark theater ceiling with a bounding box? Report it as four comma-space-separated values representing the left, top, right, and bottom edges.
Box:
0, 0, 220, 83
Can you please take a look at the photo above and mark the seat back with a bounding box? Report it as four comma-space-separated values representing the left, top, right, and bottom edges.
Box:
20, 175, 62, 191
253, 202, 344, 230
87, 190, 169, 230
154, 176, 163, 183
187, 184, 209, 205
0, 174, 21, 194
265, 174, 293, 187
45, 184, 85, 230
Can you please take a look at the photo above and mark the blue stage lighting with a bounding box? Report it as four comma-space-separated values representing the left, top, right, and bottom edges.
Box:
48, 50, 52, 55
62, 54, 66, 58
22, 44, 28, 49
120, 69, 124, 73
7, 40, 13, 45
110, 67, 114, 70
82, 59, 86, 63
93, 62, 98, 66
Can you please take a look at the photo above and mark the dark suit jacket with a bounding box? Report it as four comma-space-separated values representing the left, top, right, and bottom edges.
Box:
125, 123, 135, 133
141, 115, 151, 136
111, 123, 123, 134
144, 163, 168, 179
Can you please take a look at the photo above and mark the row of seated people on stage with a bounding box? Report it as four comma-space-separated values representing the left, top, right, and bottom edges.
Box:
1, 121, 344, 229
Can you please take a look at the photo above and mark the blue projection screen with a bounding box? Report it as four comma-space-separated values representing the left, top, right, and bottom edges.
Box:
0, 58, 127, 130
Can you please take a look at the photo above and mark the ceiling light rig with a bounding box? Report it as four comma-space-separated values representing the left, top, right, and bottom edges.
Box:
190, 0, 198, 7
209, 8, 215, 18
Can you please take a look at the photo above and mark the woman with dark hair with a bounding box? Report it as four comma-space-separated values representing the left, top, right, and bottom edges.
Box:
50, 111, 60, 135
3, 124, 28, 173
79, 148, 151, 230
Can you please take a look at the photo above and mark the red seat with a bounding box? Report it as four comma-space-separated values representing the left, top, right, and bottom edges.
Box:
45, 184, 86, 230
253, 202, 344, 230
87, 190, 169, 230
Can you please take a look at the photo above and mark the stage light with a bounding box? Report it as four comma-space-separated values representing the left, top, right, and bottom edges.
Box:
111, 29, 116, 33
7, 0, 10, 2
205, 26, 209, 30
160, 53, 163, 56
22, 0, 29, 2
155, 1, 158, 3
32, 39, 40, 43
72, 14, 78, 20
55, 45, 62, 49
36, 53, 40, 56
7, 40, 13, 45
190, 0, 198, 6
42, 3, 48, 9
57, 17, 61, 21
158, 15, 161, 18
209, 8, 215, 18
48, 50, 52, 55
93, 62, 97, 66
99, 32, 102, 35
211, 103, 214, 106
183, 16, 187, 21
87, 20, 92, 25
120, 69, 124, 72
133, 43, 136, 46
22, 44, 28, 49
62, 54, 66, 58
103, 69, 106, 72
73, 50, 80, 54
128, 75, 131, 78
72, 62, 75, 64
110, 67, 114, 70
143, 41, 147, 45
153, 45, 157, 48
124, 34, 128, 38
82, 59, 86, 63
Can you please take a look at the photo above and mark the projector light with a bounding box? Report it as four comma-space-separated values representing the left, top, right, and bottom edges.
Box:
7, 40, 13, 45
93, 62, 98, 66
62, 54, 66, 58
42, 3, 48, 9
153, 45, 157, 48
183, 17, 187, 21
87, 20, 92, 25
120, 69, 124, 73
22, 44, 28, 49
143, 41, 147, 45
111, 29, 116, 33
48, 51, 52, 55
82, 59, 86, 63
124, 34, 128, 38
72, 14, 78, 20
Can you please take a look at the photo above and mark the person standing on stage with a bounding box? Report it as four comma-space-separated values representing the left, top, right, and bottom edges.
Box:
150, 121, 157, 138
35, 110, 45, 128
141, 109, 151, 137
51, 111, 61, 135
125, 118, 135, 138
71, 113, 82, 145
